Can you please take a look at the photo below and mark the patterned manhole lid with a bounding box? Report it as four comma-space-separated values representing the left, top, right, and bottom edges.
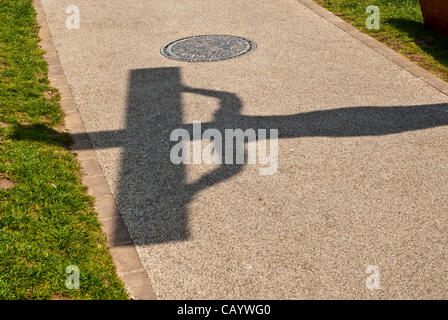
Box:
161, 35, 256, 62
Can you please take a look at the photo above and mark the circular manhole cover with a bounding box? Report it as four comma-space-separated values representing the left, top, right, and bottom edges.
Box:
161, 35, 256, 62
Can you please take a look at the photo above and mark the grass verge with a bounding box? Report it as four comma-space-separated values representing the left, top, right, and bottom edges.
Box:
314, 0, 448, 82
0, 0, 127, 299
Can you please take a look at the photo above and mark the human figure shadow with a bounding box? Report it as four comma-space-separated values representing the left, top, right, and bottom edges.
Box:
14, 67, 448, 245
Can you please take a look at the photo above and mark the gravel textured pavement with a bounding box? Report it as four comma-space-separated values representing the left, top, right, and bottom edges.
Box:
41, 0, 448, 299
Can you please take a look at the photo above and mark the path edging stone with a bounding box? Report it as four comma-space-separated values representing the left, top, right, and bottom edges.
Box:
297, 0, 448, 97
33, 0, 156, 300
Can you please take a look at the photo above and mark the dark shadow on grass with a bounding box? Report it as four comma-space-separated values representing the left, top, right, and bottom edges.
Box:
10, 123, 72, 148
385, 18, 448, 68
10, 67, 448, 245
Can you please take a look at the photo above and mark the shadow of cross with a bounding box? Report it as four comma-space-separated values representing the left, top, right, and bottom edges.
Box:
70, 67, 448, 245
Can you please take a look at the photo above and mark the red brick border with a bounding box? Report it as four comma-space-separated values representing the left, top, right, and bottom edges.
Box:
297, 0, 448, 97
33, 0, 156, 300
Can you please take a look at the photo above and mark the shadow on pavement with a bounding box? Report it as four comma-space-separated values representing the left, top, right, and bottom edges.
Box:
11, 67, 448, 245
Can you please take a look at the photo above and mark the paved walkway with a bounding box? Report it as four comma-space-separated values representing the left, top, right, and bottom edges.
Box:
42, 0, 448, 298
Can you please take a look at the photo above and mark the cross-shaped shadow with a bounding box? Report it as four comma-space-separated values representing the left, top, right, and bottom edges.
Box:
17, 67, 448, 245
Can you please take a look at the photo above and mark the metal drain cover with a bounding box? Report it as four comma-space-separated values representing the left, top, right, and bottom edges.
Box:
161, 35, 256, 62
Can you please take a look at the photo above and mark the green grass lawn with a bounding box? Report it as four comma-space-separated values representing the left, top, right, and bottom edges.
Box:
314, 0, 448, 82
0, 0, 127, 299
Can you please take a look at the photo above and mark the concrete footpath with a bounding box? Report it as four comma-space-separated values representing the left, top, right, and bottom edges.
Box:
41, 0, 448, 299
